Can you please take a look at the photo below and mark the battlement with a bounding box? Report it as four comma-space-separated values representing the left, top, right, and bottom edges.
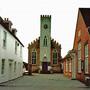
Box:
40, 15, 51, 19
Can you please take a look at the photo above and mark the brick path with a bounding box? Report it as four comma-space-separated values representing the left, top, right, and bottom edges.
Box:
0, 74, 89, 90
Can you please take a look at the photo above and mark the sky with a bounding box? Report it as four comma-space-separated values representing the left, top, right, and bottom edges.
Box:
0, 0, 90, 62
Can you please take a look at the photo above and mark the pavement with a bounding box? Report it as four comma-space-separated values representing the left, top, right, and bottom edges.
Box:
0, 73, 89, 90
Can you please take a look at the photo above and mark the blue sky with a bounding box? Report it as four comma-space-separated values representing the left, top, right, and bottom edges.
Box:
0, 0, 90, 62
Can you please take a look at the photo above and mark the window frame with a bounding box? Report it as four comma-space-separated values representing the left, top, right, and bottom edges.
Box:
52, 49, 58, 64
3, 31, 7, 48
1, 59, 5, 74
14, 61, 16, 72
43, 36, 47, 47
84, 43, 89, 74
77, 41, 82, 73
31, 49, 37, 64
15, 41, 17, 54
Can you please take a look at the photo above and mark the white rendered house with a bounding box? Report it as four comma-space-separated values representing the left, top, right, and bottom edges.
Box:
0, 17, 24, 83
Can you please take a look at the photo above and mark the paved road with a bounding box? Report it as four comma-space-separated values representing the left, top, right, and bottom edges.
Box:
0, 74, 89, 90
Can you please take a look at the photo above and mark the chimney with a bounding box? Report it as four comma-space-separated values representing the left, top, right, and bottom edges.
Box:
4, 18, 12, 31
12, 28, 17, 36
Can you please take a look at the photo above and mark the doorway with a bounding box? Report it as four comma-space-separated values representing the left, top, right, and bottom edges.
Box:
42, 62, 48, 73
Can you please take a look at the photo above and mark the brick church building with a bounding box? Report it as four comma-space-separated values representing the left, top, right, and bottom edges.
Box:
28, 15, 62, 73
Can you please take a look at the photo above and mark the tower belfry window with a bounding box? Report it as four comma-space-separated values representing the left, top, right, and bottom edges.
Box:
44, 36, 47, 47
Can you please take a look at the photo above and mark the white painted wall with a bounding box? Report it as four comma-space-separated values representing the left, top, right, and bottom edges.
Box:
0, 24, 23, 83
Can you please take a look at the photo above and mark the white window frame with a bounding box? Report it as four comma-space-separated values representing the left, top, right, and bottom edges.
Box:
20, 46, 22, 57
85, 44, 89, 74
3, 31, 7, 48
66, 60, 68, 72
1, 59, 5, 74
78, 42, 81, 73
14, 61, 16, 72
32, 49, 37, 64
69, 61, 72, 72
15, 41, 17, 54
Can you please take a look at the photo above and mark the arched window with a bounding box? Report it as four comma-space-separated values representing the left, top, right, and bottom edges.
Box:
43, 36, 47, 47
32, 49, 36, 64
53, 49, 57, 64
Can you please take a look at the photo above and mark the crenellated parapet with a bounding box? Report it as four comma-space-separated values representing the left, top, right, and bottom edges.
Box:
41, 15, 51, 18
51, 38, 61, 48
28, 37, 40, 48
40, 15, 51, 21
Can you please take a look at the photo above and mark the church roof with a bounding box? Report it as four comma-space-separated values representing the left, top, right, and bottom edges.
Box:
79, 8, 90, 27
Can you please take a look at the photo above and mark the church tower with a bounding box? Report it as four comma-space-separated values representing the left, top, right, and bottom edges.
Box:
40, 15, 51, 71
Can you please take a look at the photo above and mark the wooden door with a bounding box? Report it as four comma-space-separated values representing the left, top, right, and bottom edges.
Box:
42, 62, 48, 73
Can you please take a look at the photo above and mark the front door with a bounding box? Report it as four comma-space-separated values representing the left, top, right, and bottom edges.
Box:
42, 62, 48, 73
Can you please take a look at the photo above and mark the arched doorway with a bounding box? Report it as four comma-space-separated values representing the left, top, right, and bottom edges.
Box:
42, 56, 48, 73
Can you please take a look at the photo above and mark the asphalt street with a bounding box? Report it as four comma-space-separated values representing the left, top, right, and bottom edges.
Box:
0, 74, 89, 90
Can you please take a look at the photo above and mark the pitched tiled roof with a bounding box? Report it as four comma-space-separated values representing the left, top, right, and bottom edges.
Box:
79, 8, 90, 27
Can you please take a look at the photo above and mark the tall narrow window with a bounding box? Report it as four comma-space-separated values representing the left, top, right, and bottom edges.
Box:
15, 41, 17, 54
85, 44, 88, 73
43, 36, 47, 47
14, 62, 16, 72
66, 60, 68, 72
32, 50, 36, 64
78, 42, 81, 73
3, 31, 7, 48
1, 59, 5, 74
53, 50, 57, 64
20, 46, 22, 57
69, 61, 71, 72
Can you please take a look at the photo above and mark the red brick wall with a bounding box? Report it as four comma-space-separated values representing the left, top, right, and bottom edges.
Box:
73, 10, 90, 82
63, 58, 72, 79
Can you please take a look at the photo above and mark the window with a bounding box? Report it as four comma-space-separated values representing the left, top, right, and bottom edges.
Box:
69, 61, 71, 72
66, 60, 68, 72
1, 59, 5, 74
3, 31, 7, 48
44, 24, 48, 29
78, 30, 81, 37
15, 41, 17, 54
85, 44, 88, 73
43, 36, 47, 47
53, 50, 57, 64
20, 46, 22, 57
14, 62, 16, 72
32, 50, 36, 64
78, 42, 81, 73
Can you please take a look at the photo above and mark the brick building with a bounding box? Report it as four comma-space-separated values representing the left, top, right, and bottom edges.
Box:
63, 49, 76, 79
73, 8, 90, 82
28, 15, 62, 73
